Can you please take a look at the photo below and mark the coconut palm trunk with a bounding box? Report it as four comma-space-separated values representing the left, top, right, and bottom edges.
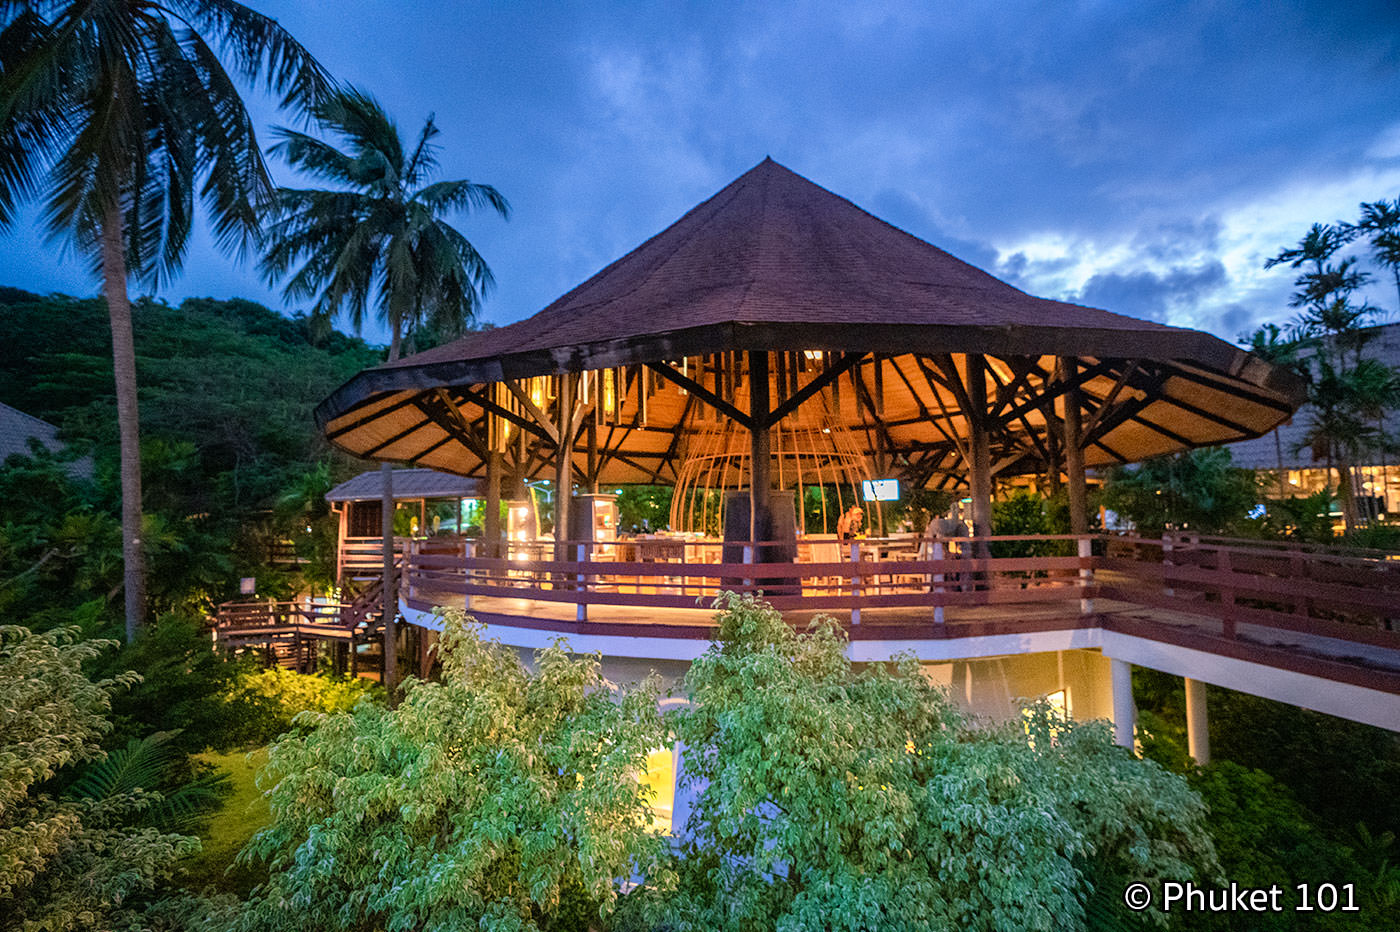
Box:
100, 203, 145, 640
381, 316, 404, 698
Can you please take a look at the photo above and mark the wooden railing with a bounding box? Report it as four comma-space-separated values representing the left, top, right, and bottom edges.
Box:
338, 535, 409, 577
403, 534, 1100, 624
213, 600, 353, 639
1098, 535, 1400, 646
399, 534, 1400, 658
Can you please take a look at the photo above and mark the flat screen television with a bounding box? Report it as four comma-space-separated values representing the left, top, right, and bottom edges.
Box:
861, 479, 899, 502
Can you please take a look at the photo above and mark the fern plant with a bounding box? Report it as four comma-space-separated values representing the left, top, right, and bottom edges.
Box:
67, 730, 229, 832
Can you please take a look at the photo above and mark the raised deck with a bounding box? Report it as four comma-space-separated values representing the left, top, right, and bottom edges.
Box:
400, 534, 1400, 729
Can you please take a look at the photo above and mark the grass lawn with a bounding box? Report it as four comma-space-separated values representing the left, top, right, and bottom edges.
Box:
183, 747, 270, 895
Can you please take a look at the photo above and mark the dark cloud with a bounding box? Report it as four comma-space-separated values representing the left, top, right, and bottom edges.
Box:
995, 252, 1080, 291
1075, 261, 1228, 321
1132, 217, 1224, 263
1, 0, 1398, 345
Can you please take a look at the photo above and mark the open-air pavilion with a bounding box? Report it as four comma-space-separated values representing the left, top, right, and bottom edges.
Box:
298, 159, 1400, 740
317, 158, 1301, 547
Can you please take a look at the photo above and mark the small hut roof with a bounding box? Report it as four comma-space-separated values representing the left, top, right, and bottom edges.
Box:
317, 159, 1303, 485
0, 402, 92, 479
325, 468, 482, 503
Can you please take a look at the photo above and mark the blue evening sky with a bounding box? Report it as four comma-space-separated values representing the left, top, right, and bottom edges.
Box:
3, 0, 1399, 347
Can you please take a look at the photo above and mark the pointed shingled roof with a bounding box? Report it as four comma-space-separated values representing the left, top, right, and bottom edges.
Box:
317, 159, 1303, 482
336, 157, 1268, 393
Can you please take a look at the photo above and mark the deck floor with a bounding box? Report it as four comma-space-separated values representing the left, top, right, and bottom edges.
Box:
412, 591, 1400, 678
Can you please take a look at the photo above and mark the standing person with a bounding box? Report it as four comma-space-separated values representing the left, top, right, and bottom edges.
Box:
837, 505, 865, 540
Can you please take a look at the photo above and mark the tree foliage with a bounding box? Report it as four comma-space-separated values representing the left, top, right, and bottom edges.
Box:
0, 625, 198, 931
0, 290, 381, 626
650, 593, 1217, 932
1098, 447, 1261, 536
0, 0, 328, 639
1262, 207, 1400, 533
236, 611, 668, 931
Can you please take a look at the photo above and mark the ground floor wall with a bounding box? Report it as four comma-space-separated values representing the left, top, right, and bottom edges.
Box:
922, 648, 1117, 726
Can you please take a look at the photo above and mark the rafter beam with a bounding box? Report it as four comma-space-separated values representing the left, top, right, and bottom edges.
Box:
766, 351, 865, 425
646, 361, 752, 428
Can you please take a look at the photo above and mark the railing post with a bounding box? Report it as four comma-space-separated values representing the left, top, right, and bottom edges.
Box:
1162, 532, 1175, 598
1079, 535, 1095, 616
850, 540, 861, 626
1217, 546, 1235, 639
577, 541, 588, 623
932, 539, 945, 625
742, 543, 754, 591
462, 539, 475, 611
405, 538, 419, 606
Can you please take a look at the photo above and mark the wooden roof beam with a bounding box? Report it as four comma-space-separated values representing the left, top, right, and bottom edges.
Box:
645, 361, 752, 428
766, 351, 865, 425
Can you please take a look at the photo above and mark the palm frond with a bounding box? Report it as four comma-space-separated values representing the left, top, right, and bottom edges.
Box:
164, 0, 329, 108
413, 178, 510, 219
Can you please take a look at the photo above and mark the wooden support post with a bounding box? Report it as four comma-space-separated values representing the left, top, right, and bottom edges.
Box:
484, 451, 501, 559
418, 625, 431, 679
965, 355, 993, 553
1185, 677, 1210, 765
1059, 357, 1088, 536
748, 351, 772, 552
554, 374, 575, 564
380, 462, 398, 699
586, 419, 599, 494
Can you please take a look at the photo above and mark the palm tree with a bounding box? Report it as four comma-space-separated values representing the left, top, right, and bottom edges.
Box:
259, 87, 509, 695
0, 2, 326, 641
1345, 198, 1400, 313
1244, 323, 1301, 496
1269, 225, 1392, 531
260, 87, 509, 358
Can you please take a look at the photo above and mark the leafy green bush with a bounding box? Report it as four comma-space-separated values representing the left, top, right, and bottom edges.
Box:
1099, 448, 1261, 536
235, 611, 668, 931
1187, 763, 1382, 931
99, 614, 243, 755
221, 664, 383, 748
0, 625, 198, 930
647, 593, 1217, 932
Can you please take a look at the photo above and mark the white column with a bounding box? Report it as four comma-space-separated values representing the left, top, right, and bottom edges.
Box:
1110, 658, 1135, 749
1185, 677, 1210, 765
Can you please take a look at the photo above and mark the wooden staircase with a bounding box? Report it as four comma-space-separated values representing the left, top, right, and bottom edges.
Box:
213, 562, 401, 674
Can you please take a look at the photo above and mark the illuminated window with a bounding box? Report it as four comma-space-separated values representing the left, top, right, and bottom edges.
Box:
639, 747, 676, 833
